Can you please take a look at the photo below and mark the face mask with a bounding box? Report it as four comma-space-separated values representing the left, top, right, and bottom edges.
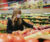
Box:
16, 14, 21, 18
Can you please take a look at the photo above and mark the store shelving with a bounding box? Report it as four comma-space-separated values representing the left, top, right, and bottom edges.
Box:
21, 9, 50, 25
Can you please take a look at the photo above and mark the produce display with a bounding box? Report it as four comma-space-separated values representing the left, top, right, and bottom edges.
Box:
0, 14, 50, 42
12, 25, 50, 39
0, 26, 50, 42
0, 33, 39, 42
0, 33, 25, 42
12, 27, 50, 38
0, 20, 7, 29
21, 0, 43, 9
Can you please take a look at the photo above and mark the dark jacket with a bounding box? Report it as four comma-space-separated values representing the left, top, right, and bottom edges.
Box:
7, 18, 33, 33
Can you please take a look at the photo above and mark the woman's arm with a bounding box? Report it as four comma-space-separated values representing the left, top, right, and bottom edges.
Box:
22, 19, 33, 28
7, 18, 13, 33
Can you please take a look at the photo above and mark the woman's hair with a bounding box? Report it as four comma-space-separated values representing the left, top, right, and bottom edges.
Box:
12, 8, 22, 26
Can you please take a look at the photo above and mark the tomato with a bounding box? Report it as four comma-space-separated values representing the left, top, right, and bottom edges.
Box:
13, 35, 25, 42
44, 40, 50, 42
25, 38, 39, 42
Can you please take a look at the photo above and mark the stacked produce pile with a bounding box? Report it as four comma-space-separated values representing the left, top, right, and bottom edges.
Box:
12, 26, 50, 39
0, 33, 25, 42
0, 32, 49, 42
12, 28, 50, 39
0, 33, 39, 42
0, 26, 50, 42
0, 33, 50, 42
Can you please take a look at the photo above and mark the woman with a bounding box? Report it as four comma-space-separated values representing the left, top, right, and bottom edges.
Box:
7, 9, 34, 33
